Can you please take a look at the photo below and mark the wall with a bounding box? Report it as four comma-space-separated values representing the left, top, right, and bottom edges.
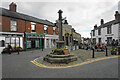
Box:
2, 16, 10, 32
47, 26, 53, 35
36, 23, 44, 34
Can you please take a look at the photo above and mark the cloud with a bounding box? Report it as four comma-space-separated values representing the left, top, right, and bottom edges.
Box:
1, 0, 120, 38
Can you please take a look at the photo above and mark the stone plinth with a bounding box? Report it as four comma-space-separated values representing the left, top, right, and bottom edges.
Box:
56, 41, 65, 49
43, 53, 77, 64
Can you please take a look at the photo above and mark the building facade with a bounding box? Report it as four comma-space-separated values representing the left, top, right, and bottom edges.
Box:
62, 20, 73, 46
91, 11, 120, 45
0, 2, 58, 52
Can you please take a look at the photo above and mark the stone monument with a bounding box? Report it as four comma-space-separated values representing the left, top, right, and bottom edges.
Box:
43, 10, 77, 64
56, 10, 65, 49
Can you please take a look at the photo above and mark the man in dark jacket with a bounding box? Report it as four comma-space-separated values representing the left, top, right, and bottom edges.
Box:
8, 43, 12, 54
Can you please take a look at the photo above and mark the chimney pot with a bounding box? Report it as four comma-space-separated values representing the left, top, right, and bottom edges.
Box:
94, 24, 97, 29
115, 11, 120, 20
101, 19, 104, 25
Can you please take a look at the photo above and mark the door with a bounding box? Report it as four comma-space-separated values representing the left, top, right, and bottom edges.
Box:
66, 37, 68, 46
31, 40, 35, 48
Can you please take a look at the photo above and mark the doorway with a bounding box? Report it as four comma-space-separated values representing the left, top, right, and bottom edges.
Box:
66, 37, 68, 46
31, 40, 35, 48
42, 38, 44, 49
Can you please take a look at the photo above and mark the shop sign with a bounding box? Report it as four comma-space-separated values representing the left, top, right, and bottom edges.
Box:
27, 36, 42, 38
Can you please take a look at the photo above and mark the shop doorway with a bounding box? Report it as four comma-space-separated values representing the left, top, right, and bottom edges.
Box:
31, 40, 35, 48
42, 38, 44, 49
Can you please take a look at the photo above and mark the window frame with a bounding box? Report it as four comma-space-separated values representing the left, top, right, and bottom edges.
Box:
31, 22, 36, 32
10, 20, 17, 31
107, 25, 112, 34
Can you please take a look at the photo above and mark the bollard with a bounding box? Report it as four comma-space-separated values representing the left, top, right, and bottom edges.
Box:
118, 46, 120, 55
92, 48, 95, 58
106, 47, 108, 56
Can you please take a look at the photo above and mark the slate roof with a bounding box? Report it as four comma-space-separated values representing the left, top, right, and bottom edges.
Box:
92, 19, 120, 30
0, 7, 54, 26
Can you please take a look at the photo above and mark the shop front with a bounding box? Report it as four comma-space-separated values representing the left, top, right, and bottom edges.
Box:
24, 33, 45, 51
0, 32, 23, 53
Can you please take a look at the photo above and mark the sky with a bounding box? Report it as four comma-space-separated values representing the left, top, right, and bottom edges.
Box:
0, 0, 120, 38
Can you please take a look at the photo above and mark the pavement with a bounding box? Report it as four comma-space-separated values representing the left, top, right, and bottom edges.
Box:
2, 48, 119, 78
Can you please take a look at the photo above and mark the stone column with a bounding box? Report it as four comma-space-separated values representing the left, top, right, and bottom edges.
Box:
58, 10, 63, 41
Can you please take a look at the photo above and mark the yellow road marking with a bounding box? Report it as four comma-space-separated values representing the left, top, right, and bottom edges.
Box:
30, 55, 120, 69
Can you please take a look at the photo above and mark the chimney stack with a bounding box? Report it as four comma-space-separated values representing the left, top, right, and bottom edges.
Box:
115, 11, 120, 20
64, 20, 68, 24
94, 24, 97, 29
100, 19, 104, 25
9, 2, 17, 12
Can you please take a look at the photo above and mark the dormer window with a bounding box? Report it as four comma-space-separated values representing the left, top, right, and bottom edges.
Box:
31, 22, 36, 32
44, 25, 48, 34
11, 20, 17, 31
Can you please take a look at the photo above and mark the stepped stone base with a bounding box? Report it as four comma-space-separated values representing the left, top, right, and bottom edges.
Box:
43, 54, 77, 64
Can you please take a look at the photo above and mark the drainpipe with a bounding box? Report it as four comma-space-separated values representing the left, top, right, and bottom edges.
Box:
24, 20, 27, 51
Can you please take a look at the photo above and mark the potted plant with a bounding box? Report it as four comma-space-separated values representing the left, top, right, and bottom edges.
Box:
111, 48, 117, 55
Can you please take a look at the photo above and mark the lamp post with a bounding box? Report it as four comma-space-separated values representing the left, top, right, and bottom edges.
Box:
90, 32, 92, 49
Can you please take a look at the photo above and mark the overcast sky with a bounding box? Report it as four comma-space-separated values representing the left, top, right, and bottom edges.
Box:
1, 0, 120, 38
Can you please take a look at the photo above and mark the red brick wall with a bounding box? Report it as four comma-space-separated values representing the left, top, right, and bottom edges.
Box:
56, 27, 58, 35
26, 21, 31, 33
17, 19, 25, 33
47, 26, 53, 35
36, 23, 44, 34
2, 16, 10, 32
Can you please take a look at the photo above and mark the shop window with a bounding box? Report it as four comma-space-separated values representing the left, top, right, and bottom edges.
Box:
5, 37, 20, 48
16, 37, 19, 47
11, 20, 17, 31
0, 40, 5, 47
27, 40, 31, 48
5, 37, 10, 47
11, 37, 15, 47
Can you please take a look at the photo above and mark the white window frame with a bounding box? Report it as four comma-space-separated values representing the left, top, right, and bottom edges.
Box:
31, 22, 36, 32
11, 20, 17, 31
44, 25, 48, 34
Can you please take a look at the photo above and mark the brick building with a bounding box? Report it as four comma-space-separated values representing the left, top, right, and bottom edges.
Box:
0, 2, 58, 52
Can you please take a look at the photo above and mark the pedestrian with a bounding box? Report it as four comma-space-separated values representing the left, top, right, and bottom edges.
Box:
8, 43, 12, 54
116, 40, 118, 46
42, 45, 43, 51
17, 47, 20, 55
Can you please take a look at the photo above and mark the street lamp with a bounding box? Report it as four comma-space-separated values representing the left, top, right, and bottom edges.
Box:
90, 32, 92, 49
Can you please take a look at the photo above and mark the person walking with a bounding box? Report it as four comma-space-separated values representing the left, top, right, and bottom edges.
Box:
8, 43, 12, 54
17, 47, 20, 55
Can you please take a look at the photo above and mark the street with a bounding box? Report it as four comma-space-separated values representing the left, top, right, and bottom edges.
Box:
2, 49, 119, 78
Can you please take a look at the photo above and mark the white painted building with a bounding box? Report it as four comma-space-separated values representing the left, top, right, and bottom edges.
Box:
44, 25, 59, 49
91, 11, 120, 45
44, 34, 58, 49
0, 32, 24, 54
